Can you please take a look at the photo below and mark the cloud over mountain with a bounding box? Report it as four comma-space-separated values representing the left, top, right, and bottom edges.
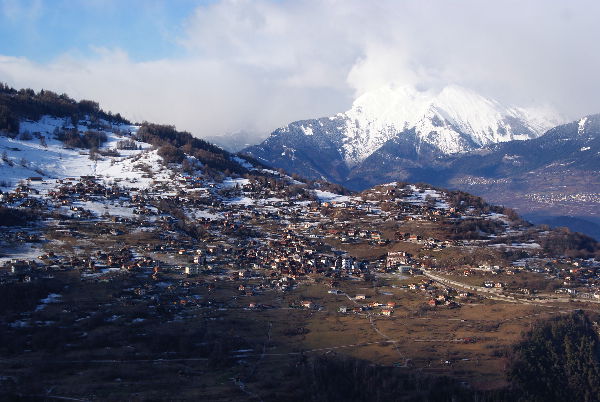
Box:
0, 0, 599, 143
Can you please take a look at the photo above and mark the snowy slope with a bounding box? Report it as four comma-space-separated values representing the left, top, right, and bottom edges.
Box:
0, 116, 156, 190
0, 114, 296, 197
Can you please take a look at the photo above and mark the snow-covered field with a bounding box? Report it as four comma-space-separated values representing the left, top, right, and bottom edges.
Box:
313, 189, 354, 203
404, 185, 450, 209
0, 115, 146, 189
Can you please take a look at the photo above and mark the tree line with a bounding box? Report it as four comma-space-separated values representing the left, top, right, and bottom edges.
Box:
0, 82, 129, 134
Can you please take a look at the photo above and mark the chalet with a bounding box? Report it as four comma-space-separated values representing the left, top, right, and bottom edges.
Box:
301, 300, 313, 309
408, 234, 422, 242
206, 245, 220, 254
184, 265, 200, 275
9, 260, 31, 275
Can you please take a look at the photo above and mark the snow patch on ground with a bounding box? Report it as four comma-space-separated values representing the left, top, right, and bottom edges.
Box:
226, 196, 255, 206
187, 209, 223, 221
221, 178, 250, 188
301, 125, 314, 136
404, 185, 449, 209
232, 156, 253, 170
313, 190, 353, 203
578, 117, 588, 135
35, 293, 62, 311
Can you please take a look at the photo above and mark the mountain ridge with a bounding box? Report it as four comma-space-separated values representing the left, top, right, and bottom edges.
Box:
244, 88, 599, 239
245, 84, 561, 179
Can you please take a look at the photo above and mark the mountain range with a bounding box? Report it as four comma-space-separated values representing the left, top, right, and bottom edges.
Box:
244, 85, 600, 239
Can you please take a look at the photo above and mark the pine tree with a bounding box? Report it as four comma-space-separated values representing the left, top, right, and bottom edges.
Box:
508, 311, 600, 402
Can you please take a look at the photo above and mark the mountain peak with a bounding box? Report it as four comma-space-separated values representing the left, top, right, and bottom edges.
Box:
336, 84, 560, 165
244, 84, 564, 184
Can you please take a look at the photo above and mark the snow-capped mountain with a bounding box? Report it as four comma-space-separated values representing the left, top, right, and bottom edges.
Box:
243, 86, 600, 239
340, 84, 558, 164
245, 84, 561, 180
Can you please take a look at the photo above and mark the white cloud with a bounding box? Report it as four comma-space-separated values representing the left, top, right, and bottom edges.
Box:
1, 0, 600, 145
1, 0, 43, 22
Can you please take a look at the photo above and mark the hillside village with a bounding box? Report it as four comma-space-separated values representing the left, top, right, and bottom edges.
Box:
1, 108, 600, 399
2, 2, 600, 398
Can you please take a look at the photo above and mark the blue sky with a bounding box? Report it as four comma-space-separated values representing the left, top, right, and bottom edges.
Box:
0, 0, 599, 141
0, 0, 203, 62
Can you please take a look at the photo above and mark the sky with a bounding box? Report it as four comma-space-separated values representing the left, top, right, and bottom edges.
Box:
1, 0, 600, 144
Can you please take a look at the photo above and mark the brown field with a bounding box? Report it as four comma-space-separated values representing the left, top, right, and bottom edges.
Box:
0, 261, 597, 400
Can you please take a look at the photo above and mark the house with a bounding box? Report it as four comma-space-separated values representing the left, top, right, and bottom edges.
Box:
386, 251, 409, 267
355, 294, 366, 300
301, 300, 313, 309
339, 306, 348, 313
382, 309, 393, 316
184, 265, 200, 275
